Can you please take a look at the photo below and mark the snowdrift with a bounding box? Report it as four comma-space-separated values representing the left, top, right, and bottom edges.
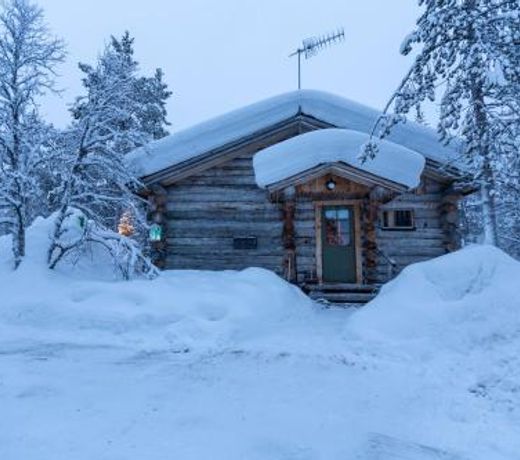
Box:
2, 216, 519, 357
0, 216, 315, 352
347, 245, 520, 351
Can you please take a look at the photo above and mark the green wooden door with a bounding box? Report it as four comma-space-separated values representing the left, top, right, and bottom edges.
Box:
321, 206, 356, 283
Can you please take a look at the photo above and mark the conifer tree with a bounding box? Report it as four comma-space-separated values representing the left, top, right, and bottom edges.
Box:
365, 0, 520, 246
136, 68, 172, 140
109, 31, 172, 141
47, 38, 156, 278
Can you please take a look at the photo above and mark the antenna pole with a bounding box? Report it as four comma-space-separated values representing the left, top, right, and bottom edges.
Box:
298, 51, 301, 90
289, 28, 345, 91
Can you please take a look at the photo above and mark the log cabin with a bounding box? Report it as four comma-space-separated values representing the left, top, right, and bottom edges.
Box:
128, 90, 472, 303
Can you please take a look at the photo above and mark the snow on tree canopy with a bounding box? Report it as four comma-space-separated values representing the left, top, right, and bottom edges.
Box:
127, 90, 460, 178
253, 129, 425, 189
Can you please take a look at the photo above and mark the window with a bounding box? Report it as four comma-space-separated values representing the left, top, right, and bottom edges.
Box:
324, 207, 351, 246
382, 209, 415, 230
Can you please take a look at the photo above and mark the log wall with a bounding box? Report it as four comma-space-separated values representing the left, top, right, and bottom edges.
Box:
163, 151, 459, 285
288, 175, 454, 285
375, 176, 450, 283
164, 153, 285, 273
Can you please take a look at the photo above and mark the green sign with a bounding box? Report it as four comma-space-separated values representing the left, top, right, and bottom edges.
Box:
149, 224, 162, 242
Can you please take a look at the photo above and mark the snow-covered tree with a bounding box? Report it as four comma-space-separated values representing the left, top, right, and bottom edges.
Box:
105, 31, 171, 141
47, 40, 156, 278
135, 68, 172, 140
0, 0, 64, 268
365, 0, 520, 246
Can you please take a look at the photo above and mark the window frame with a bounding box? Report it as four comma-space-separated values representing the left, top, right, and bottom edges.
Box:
381, 209, 416, 231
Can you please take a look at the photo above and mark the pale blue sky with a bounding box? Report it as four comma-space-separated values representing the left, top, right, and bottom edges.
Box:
39, 0, 421, 131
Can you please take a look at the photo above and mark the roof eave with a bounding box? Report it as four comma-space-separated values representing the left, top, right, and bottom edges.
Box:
263, 162, 410, 195
139, 114, 332, 187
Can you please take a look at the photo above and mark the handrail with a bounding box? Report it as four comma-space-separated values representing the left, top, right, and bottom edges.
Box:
376, 247, 398, 281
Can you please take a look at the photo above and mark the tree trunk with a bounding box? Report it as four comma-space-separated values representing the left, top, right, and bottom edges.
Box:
12, 207, 25, 269
464, 0, 498, 246
480, 177, 497, 245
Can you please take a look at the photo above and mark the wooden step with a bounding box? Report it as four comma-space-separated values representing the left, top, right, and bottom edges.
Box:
310, 291, 377, 304
306, 283, 377, 293
303, 282, 379, 305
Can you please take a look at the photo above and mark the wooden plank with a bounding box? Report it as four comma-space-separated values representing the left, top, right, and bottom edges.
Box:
376, 229, 445, 239
167, 237, 283, 248
166, 220, 287, 232
353, 203, 363, 284
177, 175, 257, 186
166, 210, 283, 222
315, 203, 323, 283
166, 201, 281, 212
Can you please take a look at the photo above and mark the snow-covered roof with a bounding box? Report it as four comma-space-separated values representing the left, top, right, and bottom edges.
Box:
253, 129, 425, 189
127, 90, 461, 179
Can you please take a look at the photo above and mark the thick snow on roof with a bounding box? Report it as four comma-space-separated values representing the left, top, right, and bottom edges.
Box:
127, 90, 460, 178
253, 129, 425, 189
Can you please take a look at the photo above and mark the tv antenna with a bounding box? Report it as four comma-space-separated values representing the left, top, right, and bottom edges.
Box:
289, 28, 345, 90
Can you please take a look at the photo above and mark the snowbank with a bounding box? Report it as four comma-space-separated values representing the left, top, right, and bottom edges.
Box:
253, 128, 425, 189
127, 89, 461, 178
0, 216, 315, 353
347, 245, 520, 350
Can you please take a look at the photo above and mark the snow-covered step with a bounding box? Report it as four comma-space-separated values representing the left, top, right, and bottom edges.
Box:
307, 282, 377, 293
306, 284, 378, 305
310, 291, 377, 305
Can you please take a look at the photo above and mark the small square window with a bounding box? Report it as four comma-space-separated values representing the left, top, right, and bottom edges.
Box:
382, 209, 415, 230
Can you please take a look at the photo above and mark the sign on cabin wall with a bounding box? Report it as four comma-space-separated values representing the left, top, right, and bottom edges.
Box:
149, 224, 163, 242
233, 236, 258, 250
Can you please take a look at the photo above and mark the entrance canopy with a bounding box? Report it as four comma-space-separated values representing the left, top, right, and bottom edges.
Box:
253, 128, 425, 191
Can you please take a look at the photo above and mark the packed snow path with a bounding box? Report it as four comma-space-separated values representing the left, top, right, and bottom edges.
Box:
3, 336, 517, 460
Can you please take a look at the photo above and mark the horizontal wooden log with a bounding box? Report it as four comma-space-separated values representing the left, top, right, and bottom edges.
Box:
166, 193, 270, 203
166, 236, 282, 249
177, 175, 257, 186
376, 228, 445, 238
166, 210, 283, 222
166, 255, 283, 267
167, 184, 264, 196
383, 193, 442, 203
166, 219, 307, 231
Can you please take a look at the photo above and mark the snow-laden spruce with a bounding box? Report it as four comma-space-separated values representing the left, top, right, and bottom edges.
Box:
365, 0, 520, 248
253, 128, 425, 189
46, 34, 157, 277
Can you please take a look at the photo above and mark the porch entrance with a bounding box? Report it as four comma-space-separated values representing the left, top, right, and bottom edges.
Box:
321, 205, 357, 283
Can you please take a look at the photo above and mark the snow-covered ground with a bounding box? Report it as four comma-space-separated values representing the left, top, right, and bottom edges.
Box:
1, 218, 519, 459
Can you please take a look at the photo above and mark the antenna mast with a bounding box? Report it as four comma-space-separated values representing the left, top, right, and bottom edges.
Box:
289, 28, 345, 90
